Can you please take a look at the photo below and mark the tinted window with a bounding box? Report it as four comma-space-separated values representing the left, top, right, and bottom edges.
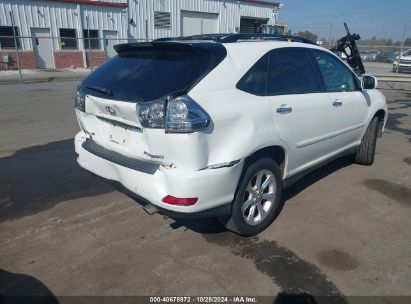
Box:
237, 53, 269, 96
312, 50, 358, 92
267, 52, 287, 95
82, 46, 225, 102
276, 49, 320, 94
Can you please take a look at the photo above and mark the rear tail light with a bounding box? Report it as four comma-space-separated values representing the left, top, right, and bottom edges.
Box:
166, 96, 210, 133
136, 95, 210, 133
162, 195, 198, 206
136, 99, 165, 129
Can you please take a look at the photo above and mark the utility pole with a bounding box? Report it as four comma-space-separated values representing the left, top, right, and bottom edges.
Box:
86, 15, 91, 68
10, 11, 23, 83
329, 23, 333, 48
126, 0, 130, 39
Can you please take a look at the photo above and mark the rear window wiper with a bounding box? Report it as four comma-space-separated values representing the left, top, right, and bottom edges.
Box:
85, 85, 113, 96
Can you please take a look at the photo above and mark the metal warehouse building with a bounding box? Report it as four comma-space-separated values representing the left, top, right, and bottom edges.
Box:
0, 0, 281, 70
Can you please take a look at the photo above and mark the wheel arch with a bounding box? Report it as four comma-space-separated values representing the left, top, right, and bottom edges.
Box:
373, 109, 386, 137
245, 145, 287, 178
374, 109, 386, 120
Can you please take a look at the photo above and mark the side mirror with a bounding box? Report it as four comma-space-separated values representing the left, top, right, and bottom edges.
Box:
362, 75, 378, 90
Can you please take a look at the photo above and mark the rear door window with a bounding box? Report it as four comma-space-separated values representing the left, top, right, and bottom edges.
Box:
237, 48, 322, 96
267, 51, 288, 95
81, 44, 226, 102
275, 49, 321, 94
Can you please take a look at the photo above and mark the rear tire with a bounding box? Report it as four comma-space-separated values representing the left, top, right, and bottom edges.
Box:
219, 157, 284, 236
354, 116, 379, 166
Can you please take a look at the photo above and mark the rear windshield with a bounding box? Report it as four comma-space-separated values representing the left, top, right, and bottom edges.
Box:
81, 44, 226, 102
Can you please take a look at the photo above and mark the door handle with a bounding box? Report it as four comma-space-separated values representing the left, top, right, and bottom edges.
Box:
276, 105, 293, 115
332, 100, 343, 107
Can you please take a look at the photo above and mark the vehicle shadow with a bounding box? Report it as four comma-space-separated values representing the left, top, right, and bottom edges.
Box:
0, 268, 59, 303
283, 156, 353, 202
0, 139, 114, 223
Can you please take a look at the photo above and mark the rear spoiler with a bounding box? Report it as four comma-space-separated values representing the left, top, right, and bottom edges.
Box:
113, 41, 227, 58
331, 23, 365, 76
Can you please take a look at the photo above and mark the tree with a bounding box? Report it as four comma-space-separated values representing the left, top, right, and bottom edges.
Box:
296, 31, 318, 42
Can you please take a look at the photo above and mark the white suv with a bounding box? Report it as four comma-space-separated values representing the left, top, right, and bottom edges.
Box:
393, 49, 411, 73
74, 34, 387, 235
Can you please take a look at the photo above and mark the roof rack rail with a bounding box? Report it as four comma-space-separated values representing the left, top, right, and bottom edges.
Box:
154, 33, 318, 45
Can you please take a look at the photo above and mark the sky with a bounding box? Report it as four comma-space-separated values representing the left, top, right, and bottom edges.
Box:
278, 0, 410, 41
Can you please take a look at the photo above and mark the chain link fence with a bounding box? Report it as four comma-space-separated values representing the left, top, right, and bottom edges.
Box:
0, 34, 147, 82
1, 30, 411, 82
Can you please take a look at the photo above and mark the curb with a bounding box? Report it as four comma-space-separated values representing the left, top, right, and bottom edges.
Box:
373, 74, 411, 78
374, 74, 411, 83
0, 74, 89, 85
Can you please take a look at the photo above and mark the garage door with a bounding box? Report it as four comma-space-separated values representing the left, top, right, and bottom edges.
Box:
181, 11, 218, 36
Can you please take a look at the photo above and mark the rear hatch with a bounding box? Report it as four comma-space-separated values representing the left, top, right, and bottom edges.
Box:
76, 41, 226, 167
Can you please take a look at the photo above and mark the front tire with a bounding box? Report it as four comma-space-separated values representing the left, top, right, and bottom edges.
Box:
220, 157, 284, 236
354, 116, 380, 166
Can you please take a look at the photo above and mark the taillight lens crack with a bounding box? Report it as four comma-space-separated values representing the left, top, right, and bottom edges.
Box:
136, 95, 210, 133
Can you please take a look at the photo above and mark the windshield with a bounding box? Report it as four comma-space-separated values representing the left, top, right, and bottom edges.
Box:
403, 49, 411, 56
81, 44, 226, 102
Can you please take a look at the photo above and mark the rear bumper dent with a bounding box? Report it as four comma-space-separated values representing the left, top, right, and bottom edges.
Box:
75, 133, 243, 217
82, 139, 159, 174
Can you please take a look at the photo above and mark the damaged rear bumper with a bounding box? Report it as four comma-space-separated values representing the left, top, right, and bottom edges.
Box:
75, 132, 243, 217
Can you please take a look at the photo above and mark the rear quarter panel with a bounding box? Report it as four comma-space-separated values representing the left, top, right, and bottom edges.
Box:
189, 89, 290, 168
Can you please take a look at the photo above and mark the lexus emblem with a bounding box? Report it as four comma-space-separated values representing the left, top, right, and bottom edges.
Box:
105, 106, 116, 116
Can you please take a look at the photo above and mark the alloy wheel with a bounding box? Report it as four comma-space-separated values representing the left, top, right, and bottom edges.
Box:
241, 169, 276, 226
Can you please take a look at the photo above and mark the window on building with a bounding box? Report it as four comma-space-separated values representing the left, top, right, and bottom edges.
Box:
59, 28, 77, 50
240, 17, 268, 34
0, 26, 21, 49
83, 29, 100, 50
154, 11, 171, 29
